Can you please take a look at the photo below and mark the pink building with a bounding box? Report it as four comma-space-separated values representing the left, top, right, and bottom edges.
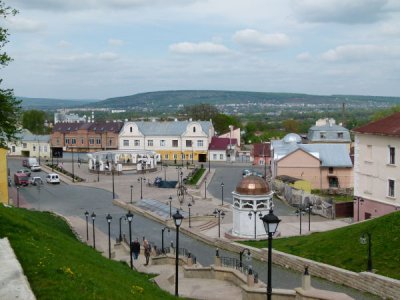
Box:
252, 143, 271, 166
352, 113, 400, 221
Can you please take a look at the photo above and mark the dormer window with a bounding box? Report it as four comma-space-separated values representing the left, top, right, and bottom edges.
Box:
320, 132, 326, 139
193, 127, 196, 133
337, 132, 344, 139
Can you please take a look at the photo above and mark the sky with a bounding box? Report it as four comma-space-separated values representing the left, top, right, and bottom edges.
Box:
2, 0, 400, 100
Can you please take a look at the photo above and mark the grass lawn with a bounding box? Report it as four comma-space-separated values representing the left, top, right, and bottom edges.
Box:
0, 205, 178, 300
241, 211, 400, 280
187, 168, 206, 185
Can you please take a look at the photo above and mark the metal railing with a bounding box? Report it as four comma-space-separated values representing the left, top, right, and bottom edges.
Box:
155, 246, 197, 264
220, 256, 259, 283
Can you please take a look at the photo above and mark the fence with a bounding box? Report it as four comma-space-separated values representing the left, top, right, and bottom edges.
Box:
220, 256, 258, 283
155, 246, 197, 264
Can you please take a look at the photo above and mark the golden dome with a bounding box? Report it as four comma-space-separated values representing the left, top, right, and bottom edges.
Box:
235, 175, 270, 195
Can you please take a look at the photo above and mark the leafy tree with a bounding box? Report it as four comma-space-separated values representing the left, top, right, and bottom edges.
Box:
282, 119, 301, 133
213, 113, 241, 135
372, 105, 400, 121
181, 103, 219, 121
22, 110, 48, 134
0, 1, 20, 148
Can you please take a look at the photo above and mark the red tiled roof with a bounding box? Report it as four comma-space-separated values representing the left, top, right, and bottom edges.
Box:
352, 112, 400, 137
252, 143, 271, 157
208, 137, 237, 151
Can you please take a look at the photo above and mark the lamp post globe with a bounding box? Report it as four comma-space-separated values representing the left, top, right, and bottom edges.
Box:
172, 209, 184, 296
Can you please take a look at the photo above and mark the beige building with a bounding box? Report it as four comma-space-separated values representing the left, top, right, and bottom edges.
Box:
7, 129, 51, 161
353, 112, 400, 221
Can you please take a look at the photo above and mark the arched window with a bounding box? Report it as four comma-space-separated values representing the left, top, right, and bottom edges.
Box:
130, 127, 132, 133
193, 127, 196, 133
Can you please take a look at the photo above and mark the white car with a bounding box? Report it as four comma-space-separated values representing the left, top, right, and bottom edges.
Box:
46, 173, 60, 184
30, 176, 43, 185
30, 164, 41, 172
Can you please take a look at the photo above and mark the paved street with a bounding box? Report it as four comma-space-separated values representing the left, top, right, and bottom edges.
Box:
6, 157, 378, 299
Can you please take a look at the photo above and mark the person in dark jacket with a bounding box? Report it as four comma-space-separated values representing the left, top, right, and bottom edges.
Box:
131, 238, 141, 260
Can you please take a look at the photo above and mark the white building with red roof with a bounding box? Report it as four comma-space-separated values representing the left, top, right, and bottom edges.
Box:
208, 136, 238, 162
352, 112, 400, 221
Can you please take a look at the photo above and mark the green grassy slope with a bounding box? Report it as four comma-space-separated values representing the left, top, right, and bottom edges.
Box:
242, 211, 400, 280
0, 205, 177, 300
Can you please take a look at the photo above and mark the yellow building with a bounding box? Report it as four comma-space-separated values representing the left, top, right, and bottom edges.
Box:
0, 148, 9, 204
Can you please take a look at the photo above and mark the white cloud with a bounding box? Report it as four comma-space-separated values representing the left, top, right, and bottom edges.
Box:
108, 38, 124, 46
98, 52, 119, 61
296, 52, 312, 61
169, 42, 231, 55
292, 0, 389, 24
321, 44, 400, 62
7, 17, 45, 32
233, 29, 290, 50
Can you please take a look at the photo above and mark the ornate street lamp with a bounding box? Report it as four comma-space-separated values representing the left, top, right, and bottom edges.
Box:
173, 210, 184, 297
84, 211, 89, 241
167, 196, 172, 218
130, 185, 133, 204
106, 214, 112, 259
213, 209, 225, 238
126, 211, 134, 269
188, 203, 192, 228
91, 212, 96, 249
220, 182, 224, 206
295, 207, 306, 235
360, 233, 373, 272
260, 210, 281, 300
138, 177, 146, 199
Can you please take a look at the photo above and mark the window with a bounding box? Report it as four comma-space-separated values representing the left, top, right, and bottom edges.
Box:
160, 140, 166, 147
172, 140, 179, 147
89, 138, 94, 145
197, 140, 203, 147
130, 127, 132, 133
71, 138, 76, 145
173, 154, 177, 159
148, 140, 153, 147
33, 145, 36, 151
213, 154, 217, 159
389, 146, 395, 165
388, 179, 395, 197
12, 145, 15, 152
123, 140, 129, 147
96, 138, 101, 145
329, 177, 339, 188
165, 154, 169, 160
186, 140, 192, 147
56, 139, 60, 145
189, 153, 193, 159
23, 143, 27, 148
337, 132, 344, 139
193, 126, 196, 133
81, 138, 84, 145
320, 132, 326, 139
109, 138, 112, 146
181, 153, 185, 159
134, 140, 140, 147
65, 138, 70, 144
44, 145, 48, 152
329, 167, 334, 174
220, 154, 224, 160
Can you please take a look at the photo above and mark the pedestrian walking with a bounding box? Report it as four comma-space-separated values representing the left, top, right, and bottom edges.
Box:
132, 238, 140, 260
143, 239, 151, 266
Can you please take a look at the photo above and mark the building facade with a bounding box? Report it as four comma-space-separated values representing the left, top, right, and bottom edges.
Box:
208, 137, 237, 162
118, 120, 214, 163
0, 148, 8, 204
353, 113, 400, 221
252, 142, 271, 166
7, 129, 51, 160
51, 122, 123, 152
307, 118, 351, 145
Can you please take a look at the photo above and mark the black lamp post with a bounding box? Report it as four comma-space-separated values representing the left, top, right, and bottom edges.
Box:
261, 210, 281, 300
239, 248, 251, 268
16, 186, 20, 208
97, 164, 100, 182
112, 167, 115, 199
130, 185, 133, 204
308, 203, 313, 231
296, 207, 305, 235
360, 233, 373, 272
161, 226, 170, 254
138, 177, 146, 199
213, 208, 225, 238
167, 196, 172, 218
220, 182, 224, 206
126, 211, 134, 269
84, 211, 89, 241
91, 212, 96, 249
172, 210, 184, 297
188, 203, 192, 228
118, 216, 126, 243
248, 210, 263, 239
106, 214, 112, 259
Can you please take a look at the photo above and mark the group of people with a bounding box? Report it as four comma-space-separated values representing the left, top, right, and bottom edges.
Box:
130, 237, 152, 266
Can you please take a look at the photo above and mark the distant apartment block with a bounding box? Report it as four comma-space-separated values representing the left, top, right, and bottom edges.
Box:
352, 113, 400, 221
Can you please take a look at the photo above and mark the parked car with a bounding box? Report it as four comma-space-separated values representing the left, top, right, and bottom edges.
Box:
46, 173, 60, 184
16, 169, 31, 177
14, 173, 29, 186
30, 164, 41, 172
242, 169, 252, 177
22, 157, 39, 168
29, 176, 43, 185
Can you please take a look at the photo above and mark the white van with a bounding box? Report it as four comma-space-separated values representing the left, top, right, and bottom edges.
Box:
46, 173, 60, 184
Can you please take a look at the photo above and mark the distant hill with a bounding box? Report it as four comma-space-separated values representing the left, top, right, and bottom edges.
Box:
86, 90, 400, 109
18, 97, 99, 110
